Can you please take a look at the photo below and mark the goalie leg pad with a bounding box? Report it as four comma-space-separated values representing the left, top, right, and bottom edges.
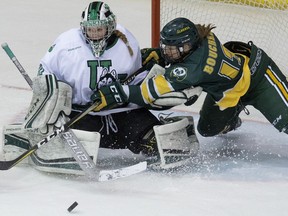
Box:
3, 124, 100, 175
30, 129, 100, 176
153, 116, 199, 169
2, 124, 31, 164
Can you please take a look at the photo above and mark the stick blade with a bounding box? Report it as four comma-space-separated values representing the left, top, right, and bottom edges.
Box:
98, 161, 147, 182
0, 148, 36, 170
0, 158, 20, 170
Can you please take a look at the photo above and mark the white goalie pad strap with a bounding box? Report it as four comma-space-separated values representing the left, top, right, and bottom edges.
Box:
153, 86, 203, 107
153, 116, 199, 168
23, 74, 72, 131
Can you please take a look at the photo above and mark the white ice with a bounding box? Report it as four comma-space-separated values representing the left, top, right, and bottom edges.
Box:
0, 1, 288, 216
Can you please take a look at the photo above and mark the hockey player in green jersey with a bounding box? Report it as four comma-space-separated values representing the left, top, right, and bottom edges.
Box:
92, 17, 288, 137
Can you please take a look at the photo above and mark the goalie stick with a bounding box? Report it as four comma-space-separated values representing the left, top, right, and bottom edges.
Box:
1, 43, 33, 87
1, 43, 147, 180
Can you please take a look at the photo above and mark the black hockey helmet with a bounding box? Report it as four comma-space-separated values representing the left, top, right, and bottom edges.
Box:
160, 17, 200, 63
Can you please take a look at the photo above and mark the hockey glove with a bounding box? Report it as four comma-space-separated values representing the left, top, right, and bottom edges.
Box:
141, 48, 165, 70
90, 81, 128, 111
23, 74, 72, 135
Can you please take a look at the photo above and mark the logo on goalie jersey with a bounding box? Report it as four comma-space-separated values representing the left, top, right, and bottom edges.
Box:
171, 67, 187, 82
48, 44, 56, 52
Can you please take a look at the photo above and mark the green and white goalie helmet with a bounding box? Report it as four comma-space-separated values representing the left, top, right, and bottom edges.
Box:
80, 1, 116, 57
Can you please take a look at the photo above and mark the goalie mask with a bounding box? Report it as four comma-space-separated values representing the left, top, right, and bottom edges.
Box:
80, 1, 116, 57
159, 17, 200, 63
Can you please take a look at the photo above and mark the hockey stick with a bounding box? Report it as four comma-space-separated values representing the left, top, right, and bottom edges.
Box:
1, 43, 33, 87
121, 66, 147, 85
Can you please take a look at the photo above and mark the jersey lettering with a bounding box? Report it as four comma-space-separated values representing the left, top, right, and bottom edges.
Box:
87, 60, 113, 90
203, 33, 218, 74
203, 32, 241, 79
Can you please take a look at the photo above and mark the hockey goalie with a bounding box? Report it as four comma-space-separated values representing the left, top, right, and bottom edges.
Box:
2, 71, 201, 175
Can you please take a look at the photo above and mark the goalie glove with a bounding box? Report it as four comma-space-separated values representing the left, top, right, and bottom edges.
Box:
153, 86, 203, 107
23, 74, 72, 135
90, 81, 128, 111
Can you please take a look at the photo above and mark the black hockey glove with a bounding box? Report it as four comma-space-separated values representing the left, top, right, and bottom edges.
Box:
90, 81, 128, 111
141, 48, 165, 70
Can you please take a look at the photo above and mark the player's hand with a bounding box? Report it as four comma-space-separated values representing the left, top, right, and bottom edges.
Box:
90, 81, 128, 111
141, 48, 165, 70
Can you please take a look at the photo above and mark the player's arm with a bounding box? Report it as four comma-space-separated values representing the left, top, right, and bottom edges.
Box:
127, 74, 202, 109
91, 71, 202, 110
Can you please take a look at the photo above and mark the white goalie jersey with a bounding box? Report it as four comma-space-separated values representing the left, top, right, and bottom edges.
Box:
38, 24, 147, 115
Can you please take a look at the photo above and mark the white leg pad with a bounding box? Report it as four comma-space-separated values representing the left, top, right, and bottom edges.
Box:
153, 116, 199, 168
31, 129, 100, 163
29, 129, 100, 175
3, 124, 101, 175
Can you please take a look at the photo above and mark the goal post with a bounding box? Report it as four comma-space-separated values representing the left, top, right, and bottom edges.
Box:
151, 0, 161, 48
151, 0, 288, 76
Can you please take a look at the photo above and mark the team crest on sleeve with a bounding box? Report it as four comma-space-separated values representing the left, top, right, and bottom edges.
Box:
170, 67, 187, 81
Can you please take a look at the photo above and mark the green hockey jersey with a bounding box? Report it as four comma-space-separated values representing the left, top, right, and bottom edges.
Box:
128, 32, 269, 110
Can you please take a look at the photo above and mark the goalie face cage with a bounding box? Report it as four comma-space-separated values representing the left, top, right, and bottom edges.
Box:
151, 0, 288, 77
